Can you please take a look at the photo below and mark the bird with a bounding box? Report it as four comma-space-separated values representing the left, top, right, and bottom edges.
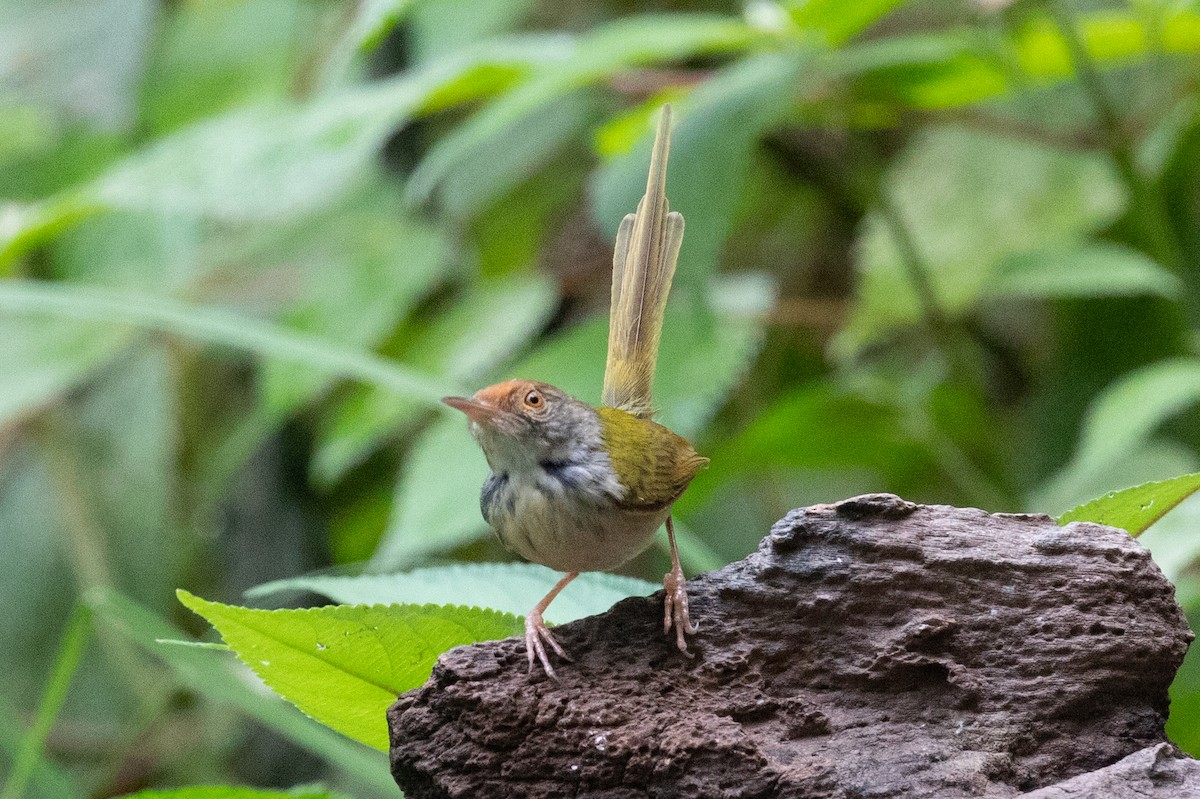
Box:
442, 105, 706, 678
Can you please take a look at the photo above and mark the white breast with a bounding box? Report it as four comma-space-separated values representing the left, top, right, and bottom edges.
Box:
491, 472, 668, 573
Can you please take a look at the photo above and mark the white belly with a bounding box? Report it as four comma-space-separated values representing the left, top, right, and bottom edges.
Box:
492, 479, 668, 573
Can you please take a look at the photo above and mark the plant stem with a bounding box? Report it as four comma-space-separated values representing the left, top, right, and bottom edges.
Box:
1048, 0, 1184, 273
0, 605, 91, 799
874, 190, 952, 338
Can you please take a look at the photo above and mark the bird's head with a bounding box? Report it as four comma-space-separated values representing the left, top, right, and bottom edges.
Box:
442, 380, 598, 472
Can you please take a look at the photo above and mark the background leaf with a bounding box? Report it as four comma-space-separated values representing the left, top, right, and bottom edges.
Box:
833, 126, 1126, 361
116, 787, 350, 799
986, 244, 1181, 300
248, 564, 657, 624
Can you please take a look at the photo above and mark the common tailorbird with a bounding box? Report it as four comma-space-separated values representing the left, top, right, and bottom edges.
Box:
442, 105, 706, 678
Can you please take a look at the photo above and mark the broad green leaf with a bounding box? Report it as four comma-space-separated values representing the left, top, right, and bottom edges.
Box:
318, 0, 415, 89
85, 589, 396, 799
1139, 494, 1200, 584
116, 786, 349, 799
177, 591, 522, 751
833, 126, 1125, 361
408, 0, 535, 63
1058, 472, 1200, 536
1072, 359, 1200, 476
0, 281, 459, 404
405, 14, 758, 204
1138, 96, 1200, 177
1033, 441, 1198, 519
248, 564, 657, 624
1037, 361, 1200, 512
93, 84, 419, 221
847, 10, 1200, 111
786, 0, 908, 45
986, 244, 1181, 300
0, 36, 567, 254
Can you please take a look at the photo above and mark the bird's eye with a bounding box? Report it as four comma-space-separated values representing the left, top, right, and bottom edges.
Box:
524, 390, 543, 408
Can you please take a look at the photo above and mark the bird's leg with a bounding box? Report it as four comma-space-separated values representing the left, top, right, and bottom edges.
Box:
525, 571, 578, 679
663, 515, 697, 656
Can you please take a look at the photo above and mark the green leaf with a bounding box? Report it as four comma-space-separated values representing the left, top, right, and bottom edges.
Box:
1036, 360, 1200, 513
1139, 494, 1200, 584
986, 244, 1181, 300
257, 193, 450, 416
0, 0, 155, 132
786, 0, 908, 45
311, 273, 557, 485
93, 84, 418, 221
592, 52, 807, 280
408, 0, 534, 64
850, 10, 1200, 111
1057, 472, 1200, 536
176, 590, 522, 751
833, 126, 1125, 360
1071, 359, 1200, 477
372, 414, 490, 568
137, 0, 320, 135
405, 14, 758, 204
0, 36, 566, 255
432, 90, 596, 220
0, 313, 129, 430
318, 0, 416, 89
0, 281, 459, 404
115, 787, 349, 799
85, 589, 396, 799
248, 564, 657, 624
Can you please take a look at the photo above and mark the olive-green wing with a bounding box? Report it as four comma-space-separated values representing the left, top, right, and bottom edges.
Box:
597, 406, 707, 510
602, 104, 685, 420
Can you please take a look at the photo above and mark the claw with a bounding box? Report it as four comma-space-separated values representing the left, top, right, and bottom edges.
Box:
525, 607, 571, 679
663, 563, 697, 657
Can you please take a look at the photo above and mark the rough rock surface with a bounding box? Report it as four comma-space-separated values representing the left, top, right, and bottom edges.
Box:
388, 494, 1194, 798
1017, 743, 1200, 797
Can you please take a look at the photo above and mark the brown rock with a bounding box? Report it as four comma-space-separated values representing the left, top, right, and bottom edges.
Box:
388, 494, 1194, 798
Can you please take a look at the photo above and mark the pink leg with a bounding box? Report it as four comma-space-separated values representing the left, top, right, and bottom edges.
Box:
525, 571, 578, 679
663, 516, 697, 656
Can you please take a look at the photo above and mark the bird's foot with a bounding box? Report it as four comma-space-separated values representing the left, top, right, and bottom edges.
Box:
525, 607, 572, 679
663, 562, 698, 656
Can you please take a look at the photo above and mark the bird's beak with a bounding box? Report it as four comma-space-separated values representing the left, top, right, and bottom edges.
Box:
442, 396, 506, 426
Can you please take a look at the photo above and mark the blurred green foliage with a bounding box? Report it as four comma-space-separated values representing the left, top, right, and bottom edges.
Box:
4, 0, 1200, 795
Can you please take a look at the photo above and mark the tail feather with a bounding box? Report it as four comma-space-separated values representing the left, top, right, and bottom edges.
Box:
602, 105, 685, 418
